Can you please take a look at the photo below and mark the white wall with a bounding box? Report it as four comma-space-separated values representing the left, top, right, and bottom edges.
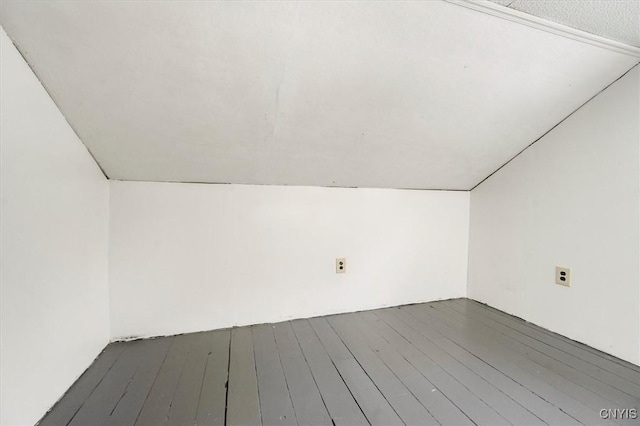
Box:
468, 66, 640, 365
0, 28, 111, 426
109, 181, 469, 339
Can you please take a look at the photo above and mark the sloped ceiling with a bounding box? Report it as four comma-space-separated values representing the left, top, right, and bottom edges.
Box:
489, 0, 639, 47
1, 0, 638, 190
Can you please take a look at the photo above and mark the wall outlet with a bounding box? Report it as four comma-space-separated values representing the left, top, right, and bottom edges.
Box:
555, 266, 571, 287
336, 258, 346, 274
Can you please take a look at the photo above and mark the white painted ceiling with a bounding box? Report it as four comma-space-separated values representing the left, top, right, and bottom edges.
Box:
1, 1, 638, 190
489, 0, 640, 47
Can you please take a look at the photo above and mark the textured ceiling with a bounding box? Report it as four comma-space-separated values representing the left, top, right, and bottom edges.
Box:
489, 0, 639, 47
1, 1, 638, 190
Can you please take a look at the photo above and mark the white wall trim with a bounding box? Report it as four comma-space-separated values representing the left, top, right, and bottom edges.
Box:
446, 0, 640, 58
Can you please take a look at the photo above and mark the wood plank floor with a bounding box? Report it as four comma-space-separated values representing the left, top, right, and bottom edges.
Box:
39, 299, 640, 426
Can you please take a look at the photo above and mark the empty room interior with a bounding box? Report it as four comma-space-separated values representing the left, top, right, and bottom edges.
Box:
1, 0, 639, 425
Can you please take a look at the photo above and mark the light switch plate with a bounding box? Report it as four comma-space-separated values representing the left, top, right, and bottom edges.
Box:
336, 258, 346, 274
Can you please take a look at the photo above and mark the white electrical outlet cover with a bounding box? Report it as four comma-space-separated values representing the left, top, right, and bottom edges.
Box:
336, 258, 346, 274
555, 266, 571, 287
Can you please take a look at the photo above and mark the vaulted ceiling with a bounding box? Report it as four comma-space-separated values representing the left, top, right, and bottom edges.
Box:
1, 0, 638, 190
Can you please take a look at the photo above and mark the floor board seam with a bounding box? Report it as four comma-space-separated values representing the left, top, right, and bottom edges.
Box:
465, 299, 640, 375
132, 337, 176, 426
398, 306, 552, 425
334, 314, 443, 426
307, 319, 372, 426
366, 311, 477, 425
422, 303, 622, 425
250, 327, 264, 426
415, 305, 586, 424
438, 302, 640, 407
271, 325, 298, 425
67, 344, 134, 426
323, 317, 407, 425
109, 364, 140, 417
453, 300, 640, 388
389, 307, 548, 425
288, 321, 333, 425
374, 310, 502, 426
223, 330, 233, 426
